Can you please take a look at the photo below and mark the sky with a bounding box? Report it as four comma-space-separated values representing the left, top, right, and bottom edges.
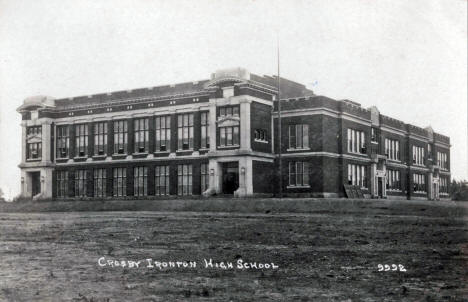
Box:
0, 0, 466, 200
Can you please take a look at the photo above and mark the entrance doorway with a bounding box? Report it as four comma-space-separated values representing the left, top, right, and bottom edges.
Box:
377, 177, 383, 198
31, 172, 41, 197
222, 162, 239, 194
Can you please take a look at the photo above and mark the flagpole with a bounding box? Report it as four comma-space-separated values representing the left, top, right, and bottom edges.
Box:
277, 34, 283, 199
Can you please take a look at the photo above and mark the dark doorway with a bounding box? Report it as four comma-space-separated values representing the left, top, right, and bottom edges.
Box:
377, 177, 383, 198
31, 172, 41, 197
222, 162, 239, 194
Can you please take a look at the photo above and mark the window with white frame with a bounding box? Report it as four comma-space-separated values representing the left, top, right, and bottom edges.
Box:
218, 106, 239, 147
254, 129, 268, 142
93, 168, 106, 197
112, 168, 126, 197
133, 166, 148, 196
155, 165, 170, 196
412, 146, 425, 165
134, 118, 149, 153
56, 125, 69, 158
385, 138, 400, 160
155, 115, 171, 152
201, 163, 209, 192
75, 124, 88, 157
113, 120, 127, 154
26, 126, 42, 160
413, 173, 426, 193
347, 164, 367, 188
347, 129, 366, 154
386, 169, 401, 190
75, 170, 87, 197
288, 162, 309, 187
177, 164, 192, 195
289, 124, 309, 149
177, 113, 194, 150
437, 152, 448, 170
200, 112, 210, 149
94, 122, 107, 156
439, 177, 449, 194
56, 171, 68, 198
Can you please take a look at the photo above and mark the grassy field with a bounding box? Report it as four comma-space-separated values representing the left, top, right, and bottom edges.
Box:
0, 198, 467, 301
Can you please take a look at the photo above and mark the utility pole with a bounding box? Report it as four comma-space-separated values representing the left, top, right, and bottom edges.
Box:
277, 35, 283, 199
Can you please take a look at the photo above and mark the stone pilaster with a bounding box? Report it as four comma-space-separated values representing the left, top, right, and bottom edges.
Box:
239, 99, 251, 151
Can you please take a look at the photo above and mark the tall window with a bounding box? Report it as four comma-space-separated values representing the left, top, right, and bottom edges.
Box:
200, 112, 210, 149
386, 169, 401, 190
219, 126, 240, 147
177, 164, 192, 195
413, 173, 426, 193
385, 138, 400, 160
177, 113, 194, 150
26, 126, 42, 160
93, 169, 106, 197
155, 165, 170, 196
113, 168, 126, 197
133, 167, 148, 196
201, 163, 209, 192
134, 118, 149, 153
56, 125, 69, 158
94, 122, 107, 156
347, 164, 367, 188
347, 129, 366, 154
412, 146, 425, 165
56, 171, 68, 198
371, 128, 378, 142
289, 124, 309, 149
437, 152, 448, 170
75, 124, 88, 157
113, 120, 128, 154
75, 170, 87, 197
440, 177, 449, 194
155, 116, 171, 152
27, 142, 42, 160
288, 161, 309, 187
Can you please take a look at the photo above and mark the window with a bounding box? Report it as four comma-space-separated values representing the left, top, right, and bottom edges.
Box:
201, 163, 209, 192
347, 164, 367, 188
200, 112, 210, 149
347, 129, 366, 154
412, 146, 425, 165
56, 125, 69, 158
288, 162, 309, 187
75, 170, 87, 197
177, 164, 192, 195
440, 177, 449, 194
134, 118, 149, 153
254, 129, 268, 142
385, 138, 400, 160
386, 169, 401, 191
27, 126, 42, 136
113, 120, 128, 154
75, 124, 88, 157
289, 124, 309, 149
113, 168, 126, 197
155, 166, 170, 196
27, 142, 42, 160
219, 106, 239, 117
413, 173, 426, 193
371, 128, 378, 142
177, 113, 194, 150
155, 116, 171, 152
219, 126, 240, 147
437, 152, 448, 170
56, 171, 68, 198
26, 125, 42, 159
94, 122, 107, 156
93, 169, 106, 197
133, 167, 148, 196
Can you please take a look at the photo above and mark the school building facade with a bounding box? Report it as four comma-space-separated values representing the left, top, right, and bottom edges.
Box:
17, 68, 451, 200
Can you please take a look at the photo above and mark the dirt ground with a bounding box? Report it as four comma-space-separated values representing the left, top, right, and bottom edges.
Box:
0, 199, 467, 301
